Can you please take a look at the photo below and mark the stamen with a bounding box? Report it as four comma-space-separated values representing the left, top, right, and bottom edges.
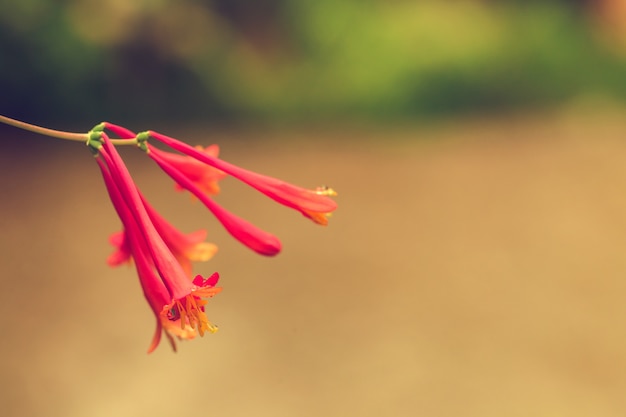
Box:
177, 300, 188, 330
315, 185, 337, 196
166, 290, 220, 337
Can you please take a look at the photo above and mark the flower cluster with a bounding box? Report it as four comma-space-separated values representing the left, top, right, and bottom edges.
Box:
88, 123, 337, 352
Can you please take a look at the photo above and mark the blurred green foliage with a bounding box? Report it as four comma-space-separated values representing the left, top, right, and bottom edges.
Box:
0, 0, 624, 124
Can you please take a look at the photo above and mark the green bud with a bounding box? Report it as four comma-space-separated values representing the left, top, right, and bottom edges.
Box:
91, 122, 106, 132
136, 131, 150, 152
86, 130, 103, 154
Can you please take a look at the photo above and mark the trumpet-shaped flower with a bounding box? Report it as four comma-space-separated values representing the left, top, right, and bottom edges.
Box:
100, 123, 218, 274
0, 115, 338, 354
146, 131, 337, 224
94, 132, 221, 352
147, 144, 282, 256
132, 131, 337, 255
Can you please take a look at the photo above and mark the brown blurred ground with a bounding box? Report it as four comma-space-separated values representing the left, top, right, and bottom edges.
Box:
3, 111, 626, 416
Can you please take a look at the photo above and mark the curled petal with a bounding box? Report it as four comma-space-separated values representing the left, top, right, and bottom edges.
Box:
107, 231, 132, 266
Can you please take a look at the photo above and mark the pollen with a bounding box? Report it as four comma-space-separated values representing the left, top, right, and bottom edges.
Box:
315, 185, 337, 196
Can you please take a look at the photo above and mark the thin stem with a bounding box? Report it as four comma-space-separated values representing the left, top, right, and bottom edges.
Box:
0, 115, 86, 141
107, 138, 138, 145
0, 115, 138, 145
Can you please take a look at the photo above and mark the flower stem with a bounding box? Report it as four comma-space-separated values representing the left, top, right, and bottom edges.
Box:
0, 115, 138, 145
0, 115, 87, 141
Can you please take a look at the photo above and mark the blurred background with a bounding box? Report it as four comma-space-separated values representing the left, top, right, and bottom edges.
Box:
4, 0, 626, 416
3, 0, 626, 124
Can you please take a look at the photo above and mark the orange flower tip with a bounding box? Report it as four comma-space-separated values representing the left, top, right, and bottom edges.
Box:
185, 242, 218, 262
202, 182, 221, 196
147, 329, 162, 354
315, 185, 338, 197
303, 210, 332, 226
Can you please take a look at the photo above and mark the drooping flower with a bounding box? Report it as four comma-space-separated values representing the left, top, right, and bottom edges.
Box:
0, 115, 338, 354
93, 131, 221, 352
146, 131, 338, 224
130, 131, 336, 255
100, 123, 219, 274
102, 126, 336, 255
148, 144, 282, 256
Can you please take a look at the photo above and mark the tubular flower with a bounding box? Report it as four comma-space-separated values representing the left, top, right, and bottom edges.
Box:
147, 131, 337, 223
101, 122, 219, 275
0, 115, 338, 354
147, 144, 282, 256
92, 131, 221, 353
132, 131, 336, 255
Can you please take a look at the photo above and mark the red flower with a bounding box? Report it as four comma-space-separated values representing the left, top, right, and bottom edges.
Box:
94, 132, 221, 352
147, 131, 338, 224
0, 116, 338, 354
134, 131, 337, 254
148, 145, 282, 256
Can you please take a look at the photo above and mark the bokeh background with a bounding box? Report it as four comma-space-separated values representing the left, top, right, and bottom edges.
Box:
4, 1, 626, 416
